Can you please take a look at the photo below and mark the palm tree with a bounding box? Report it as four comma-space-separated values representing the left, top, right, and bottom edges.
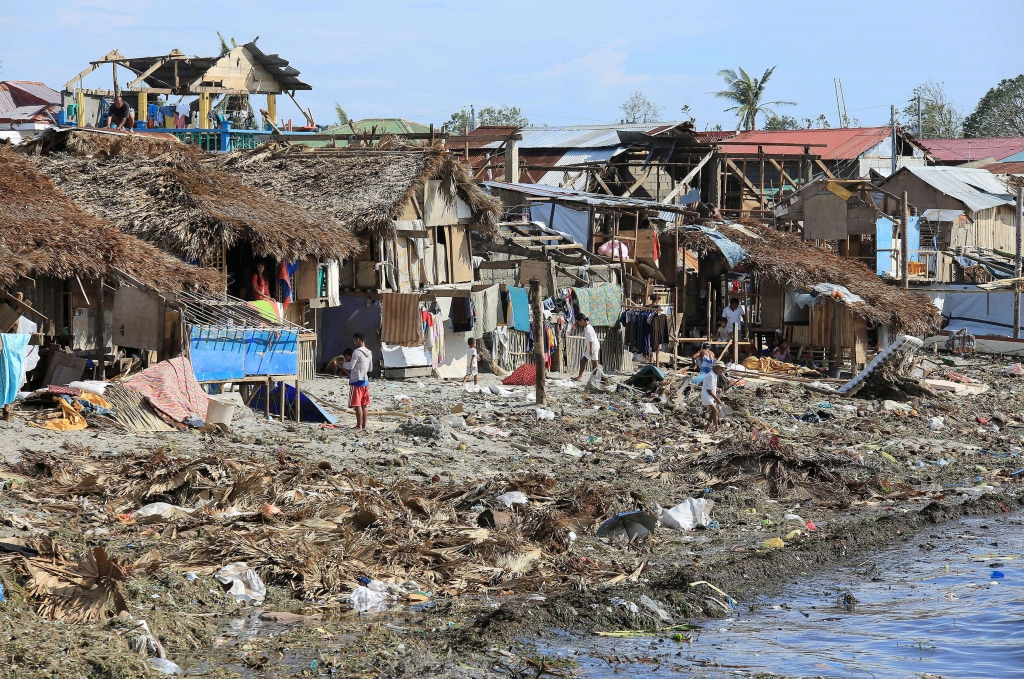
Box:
712, 66, 795, 130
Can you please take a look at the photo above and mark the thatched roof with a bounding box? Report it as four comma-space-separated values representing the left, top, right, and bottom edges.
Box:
0, 147, 220, 292
217, 142, 502, 240
682, 221, 941, 337
28, 129, 361, 263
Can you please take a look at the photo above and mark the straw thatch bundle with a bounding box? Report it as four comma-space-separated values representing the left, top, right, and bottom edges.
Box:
0, 148, 219, 292
32, 133, 361, 264
217, 142, 502, 240
682, 221, 941, 336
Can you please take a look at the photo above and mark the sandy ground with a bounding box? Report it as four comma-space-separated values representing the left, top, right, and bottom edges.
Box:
1, 355, 1023, 678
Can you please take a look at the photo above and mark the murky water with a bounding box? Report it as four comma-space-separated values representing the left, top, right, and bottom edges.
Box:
539, 513, 1024, 678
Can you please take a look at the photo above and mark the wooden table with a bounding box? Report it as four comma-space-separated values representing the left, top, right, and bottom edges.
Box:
198, 374, 302, 422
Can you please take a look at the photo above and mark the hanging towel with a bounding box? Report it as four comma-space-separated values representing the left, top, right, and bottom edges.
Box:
575, 284, 622, 327
507, 286, 531, 332
0, 333, 29, 406
470, 285, 500, 339
380, 293, 424, 347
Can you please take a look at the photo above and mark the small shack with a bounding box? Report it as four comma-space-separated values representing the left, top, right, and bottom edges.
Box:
0, 147, 219, 388
680, 221, 940, 371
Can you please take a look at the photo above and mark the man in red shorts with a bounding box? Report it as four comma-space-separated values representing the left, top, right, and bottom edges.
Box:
348, 332, 372, 431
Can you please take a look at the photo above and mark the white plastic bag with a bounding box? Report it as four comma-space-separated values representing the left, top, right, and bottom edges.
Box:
659, 498, 715, 531
215, 562, 266, 604
349, 579, 392, 613
148, 658, 183, 675
535, 408, 555, 420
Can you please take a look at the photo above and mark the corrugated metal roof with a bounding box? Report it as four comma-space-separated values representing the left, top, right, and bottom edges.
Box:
720, 127, 894, 159
536, 148, 624, 190
901, 167, 1013, 214
479, 122, 687, 149
4, 81, 60, 106
985, 161, 1024, 175
919, 137, 1024, 163
0, 89, 15, 114
482, 181, 686, 218
0, 104, 54, 124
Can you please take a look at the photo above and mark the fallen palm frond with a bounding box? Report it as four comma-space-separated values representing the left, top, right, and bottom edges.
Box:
18, 544, 131, 623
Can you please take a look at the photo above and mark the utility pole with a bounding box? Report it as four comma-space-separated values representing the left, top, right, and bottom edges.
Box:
890, 105, 898, 176
530, 278, 547, 406
1015, 187, 1023, 339
901, 191, 910, 290
917, 95, 923, 139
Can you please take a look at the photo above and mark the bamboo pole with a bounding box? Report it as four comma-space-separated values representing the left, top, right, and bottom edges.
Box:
530, 279, 546, 406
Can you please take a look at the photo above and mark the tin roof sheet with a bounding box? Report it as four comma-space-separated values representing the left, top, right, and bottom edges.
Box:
918, 137, 1024, 163
482, 181, 686, 217
719, 127, 894, 159
900, 166, 1013, 214
478, 122, 687, 150
3, 81, 60, 106
0, 89, 15, 114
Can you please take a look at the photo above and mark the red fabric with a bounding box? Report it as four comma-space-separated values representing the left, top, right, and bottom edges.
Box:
651, 232, 660, 261
502, 363, 537, 386
348, 385, 371, 407
251, 273, 271, 301
123, 356, 209, 423
421, 309, 434, 327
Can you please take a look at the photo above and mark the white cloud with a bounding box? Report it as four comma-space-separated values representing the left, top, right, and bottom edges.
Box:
541, 41, 648, 89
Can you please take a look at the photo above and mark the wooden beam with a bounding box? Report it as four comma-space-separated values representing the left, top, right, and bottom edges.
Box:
815, 159, 836, 179
621, 164, 654, 197
592, 172, 614, 195
713, 141, 827, 148
446, 133, 523, 143
126, 58, 168, 89
723, 157, 765, 206
662, 150, 713, 204
767, 158, 800, 191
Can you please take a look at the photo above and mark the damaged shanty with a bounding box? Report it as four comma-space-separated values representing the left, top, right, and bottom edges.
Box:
0, 147, 219, 412
678, 221, 941, 371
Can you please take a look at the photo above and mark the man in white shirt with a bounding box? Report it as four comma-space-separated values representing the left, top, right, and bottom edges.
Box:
575, 315, 600, 381
721, 297, 745, 337
701, 361, 726, 431
348, 332, 373, 431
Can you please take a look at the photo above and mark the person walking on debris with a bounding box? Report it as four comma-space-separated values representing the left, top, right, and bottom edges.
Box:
721, 297, 745, 337
575, 315, 600, 381
702, 360, 726, 431
462, 337, 479, 386
693, 342, 716, 374
108, 95, 135, 132
348, 332, 372, 431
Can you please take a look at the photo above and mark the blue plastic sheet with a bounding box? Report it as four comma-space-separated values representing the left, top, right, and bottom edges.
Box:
0, 333, 28, 406
507, 286, 531, 332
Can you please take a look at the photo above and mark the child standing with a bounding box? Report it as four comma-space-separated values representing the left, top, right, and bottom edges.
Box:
702, 361, 726, 431
462, 337, 479, 386
348, 332, 372, 431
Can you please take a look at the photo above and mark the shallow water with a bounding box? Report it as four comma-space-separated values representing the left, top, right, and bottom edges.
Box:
539, 512, 1024, 678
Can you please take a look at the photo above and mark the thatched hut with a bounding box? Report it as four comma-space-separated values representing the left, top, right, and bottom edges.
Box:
27, 129, 361, 312
0, 146, 219, 368
679, 220, 940, 369
217, 141, 502, 291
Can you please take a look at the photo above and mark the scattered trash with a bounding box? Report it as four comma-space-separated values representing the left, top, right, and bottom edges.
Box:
1002, 363, 1024, 376
0, 581, 4, 603
640, 403, 661, 415
762, 537, 786, 549
928, 416, 945, 431
535, 407, 555, 420
350, 579, 393, 613
638, 594, 672, 622
597, 511, 658, 540
561, 443, 585, 458
991, 571, 1005, 579
883, 400, 913, 413
133, 502, 196, 523
659, 498, 715, 531
215, 562, 267, 605
148, 658, 184, 675
494, 491, 529, 507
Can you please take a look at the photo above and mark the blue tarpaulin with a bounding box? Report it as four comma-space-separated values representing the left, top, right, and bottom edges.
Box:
189, 327, 298, 380
507, 286, 531, 332
688, 226, 748, 267
250, 383, 338, 423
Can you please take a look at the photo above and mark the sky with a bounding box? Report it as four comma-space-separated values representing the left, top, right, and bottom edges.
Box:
1, 0, 1021, 131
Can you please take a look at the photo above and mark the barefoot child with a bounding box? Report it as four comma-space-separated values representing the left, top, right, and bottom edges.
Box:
702, 361, 726, 431
462, 337, 479, 386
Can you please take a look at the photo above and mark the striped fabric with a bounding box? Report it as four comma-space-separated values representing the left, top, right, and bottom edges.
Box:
380, 293, 424, 347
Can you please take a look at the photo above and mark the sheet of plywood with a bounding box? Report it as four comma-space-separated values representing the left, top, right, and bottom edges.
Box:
43, 351, 88, 386
424, 180, 473, 226
803, 192, 848, 240
518, 260, 551, 296
295, 259, 319, 299
447, 225, 474, 283
112, 287, 162, 351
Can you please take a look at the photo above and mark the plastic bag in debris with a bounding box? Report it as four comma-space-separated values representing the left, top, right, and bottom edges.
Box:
597, 511, 658, 540
535, 408, 555, 420
561, 443, 585, 458
349, 579, 392, 613
929, 416, 945, 431
640, 403, 660, 415
638, 594, 673, 622
0, 581, 5, 602
659, 498, 715, 531
495, 491, 529, 507
393, 394, 412, 405
439, 415, 467, 430
133, 502, 196, 523
1002, 363, 1024, 376
587, 365, 616, 393
215, 562, 267, 604
488, 385, 517, 397
148, 658, 183, 675
68, 380, 109, 396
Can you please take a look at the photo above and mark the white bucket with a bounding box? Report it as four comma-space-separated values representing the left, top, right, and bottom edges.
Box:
206, 397, 236, 427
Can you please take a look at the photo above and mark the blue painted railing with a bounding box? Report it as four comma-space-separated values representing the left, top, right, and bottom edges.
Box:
151, 122, 319, 152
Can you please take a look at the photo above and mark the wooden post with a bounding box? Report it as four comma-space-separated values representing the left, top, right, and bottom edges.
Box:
1015, 187, 1023, 338
138, 91, 147, 128
295, 376, 301, 422
733, 320, 740, 365
94, 278, 105, 380
76, 89, 85, 127
530, 279, 546, 406
266, 94, 277, 129
673, 223, 680, 369
901, 191, 910, 289
706, 282, 713, 341
264, 376, 271, 419
278, 378, 286, 422
504, 138, 520, 183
